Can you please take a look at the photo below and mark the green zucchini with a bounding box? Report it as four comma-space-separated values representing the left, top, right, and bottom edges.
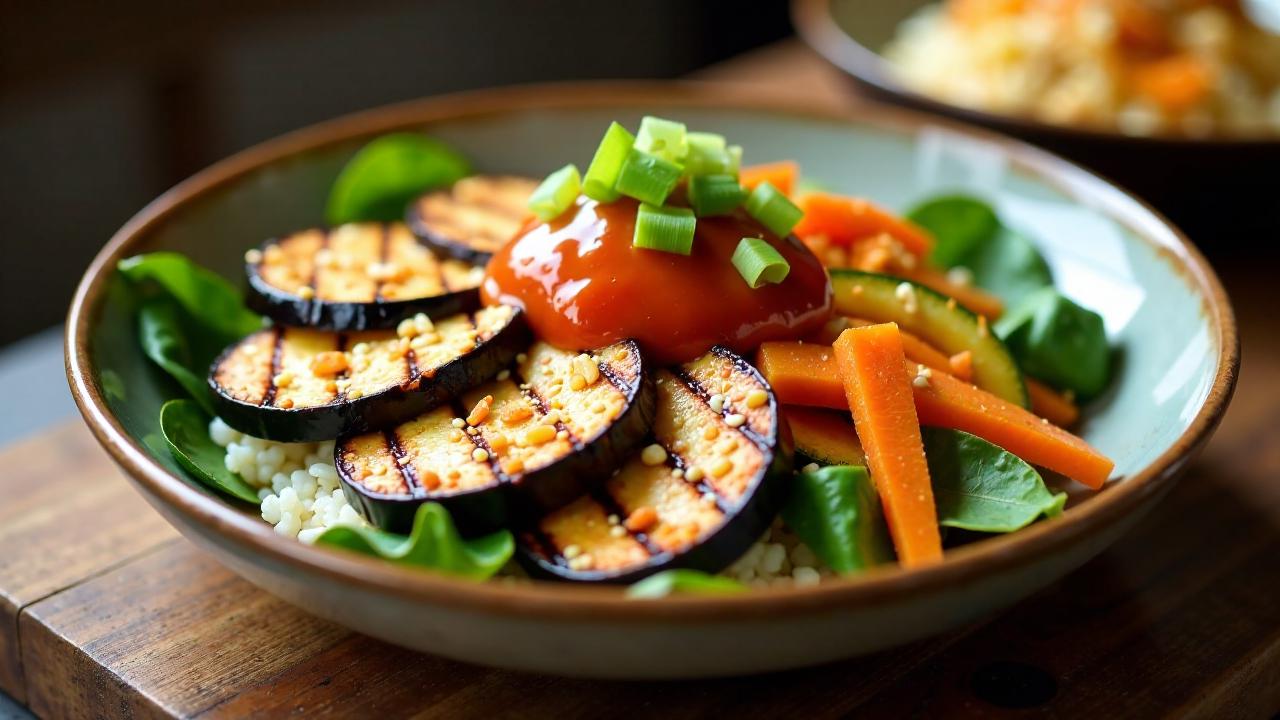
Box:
829, 270, 1028, 407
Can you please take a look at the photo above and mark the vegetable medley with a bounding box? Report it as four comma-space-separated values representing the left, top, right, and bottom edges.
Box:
116, 116, 1115, 596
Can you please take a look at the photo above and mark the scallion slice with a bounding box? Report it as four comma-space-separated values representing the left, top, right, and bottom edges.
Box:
744, 181, 803, 237
583, 122, 635, 202
615, 148, 683, 206
633, 203, 696, 255
727, 145, 743, 176
527, 164, 581, 221
684, 132, 735, 177
688, 174, 747, 217
732, 237, 791, 288
634, 116, 688, 164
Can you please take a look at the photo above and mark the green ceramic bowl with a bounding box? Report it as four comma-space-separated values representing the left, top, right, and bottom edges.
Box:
66, 83, 1237, 678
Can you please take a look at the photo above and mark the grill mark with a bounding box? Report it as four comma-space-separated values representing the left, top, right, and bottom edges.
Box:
307, 228, 330, 303
672, 367, 770, 452
262, 328, 284, 407
451, 398, 505, 487
661, 440, 734, 516
385, 429, 419, 495
512, 361, 582, 448
589, 486, 664, 559
436, 255, 456, 293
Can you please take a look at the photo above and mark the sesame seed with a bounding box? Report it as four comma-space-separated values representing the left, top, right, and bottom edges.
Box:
556, 430, 569, 441
745, 389, 769, 409
451, 418, 465, 428
496, 369, 511, 381
471, 448, 489, 462
895, 282, 919, 314
640, 444, 668, 466
801, 463, 820, 473
524, 424, 557, 445
725, 413, 746, 428
347, 388, 364, 399
700, 493, 718, 506
709, 459, 733, 478
563, 544, 582, 560
709, 394, 726, 413
244, 248, 263, 264
609, 526, 627, 538
607, 514, 620, 525
516, 353, 528, 363
466, 426, 479, 436
685, 467, 705, 483
946, 266, 973, 286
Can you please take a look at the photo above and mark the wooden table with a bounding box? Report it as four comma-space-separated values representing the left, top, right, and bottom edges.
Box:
4, 42, 1278, 719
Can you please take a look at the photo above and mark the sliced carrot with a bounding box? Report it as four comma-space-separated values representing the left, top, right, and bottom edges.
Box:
739, 161, 799, 197
1025, 377, 1081, 428
948, 350, 973, 382
1131, 53, 1211, 112
793, 192, 933, 258
847, 318, 953, 373
833, 324, 942, 567
757, 341, 1113, 488
903, 266, 1004, 319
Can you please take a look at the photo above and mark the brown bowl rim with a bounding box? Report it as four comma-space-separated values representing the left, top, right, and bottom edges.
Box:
66, 81, 1239, 623
792, 0, 1280, 146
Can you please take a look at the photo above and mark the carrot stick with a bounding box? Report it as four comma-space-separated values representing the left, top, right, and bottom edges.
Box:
948, 350, 973, 382
1025, 377, 1081, 428
757, 341, 1113, 488
833, 324, 943, 567
739, 161, 799, 197
793, 193, 933, 258
903, 267, 1004, 319
847, 318, 953, 372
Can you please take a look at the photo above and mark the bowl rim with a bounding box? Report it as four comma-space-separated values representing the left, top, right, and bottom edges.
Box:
791, 0, 1280, 146
66, 81, 1239, 622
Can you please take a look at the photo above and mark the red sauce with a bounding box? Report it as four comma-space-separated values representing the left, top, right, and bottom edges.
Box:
481, 196, 832, 364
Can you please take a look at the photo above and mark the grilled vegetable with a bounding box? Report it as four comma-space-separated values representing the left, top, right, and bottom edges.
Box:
209, 305, 527, 442
406, 175, 538, 263
519, 347, 792, 583
787, 407, 866, 467
245, 222, 483, 331
335, 340, 653, 535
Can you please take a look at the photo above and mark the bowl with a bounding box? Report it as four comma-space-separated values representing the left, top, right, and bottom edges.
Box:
791, 0, 1280, 246
66, 82, 1238, 679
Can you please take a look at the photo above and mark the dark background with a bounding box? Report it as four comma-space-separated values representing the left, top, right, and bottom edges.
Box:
0, 0, 792, 346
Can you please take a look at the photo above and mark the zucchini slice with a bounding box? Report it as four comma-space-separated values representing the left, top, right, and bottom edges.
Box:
406, 175, 538, 263
246, 222, 484, 331
829, 270, 1028, 407
519, 347, 792, 583
208, 305, 527, 442
334, 340, 654, 535
787, 407, 866, 467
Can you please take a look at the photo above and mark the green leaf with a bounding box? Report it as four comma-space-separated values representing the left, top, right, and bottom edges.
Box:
994, 287, 1111, 399
118, 253, 262, 341
922, 427, 1066, 533
315, 503, 513, 580
138, 298, 216, 414
326, 133, 471, 224
907, 195, 1053, 307
781, 465, 893, 574
908, 195, 1000, 269
159, 399, 261, 503
626, 570, 745, 598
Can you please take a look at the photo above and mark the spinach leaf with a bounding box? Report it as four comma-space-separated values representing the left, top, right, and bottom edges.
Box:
138, 298, 216, 414
907, 194, 1053, 307
326, 133, 471, 225
160, 399, 261, 503
315, 503, 513, 580
626, 570, 745, 598
908, 195, 1000, 268
995, 287, 1111, 399
119, 253, 262, 341
781, 465, 893, 573
922, 427, 1066, 533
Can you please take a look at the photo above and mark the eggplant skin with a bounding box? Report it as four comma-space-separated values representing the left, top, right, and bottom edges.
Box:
516, 346, 795, 584
334, 340, 655, 537
245, 267, 480, 332
208, 309, 531, 443
405, 175, 537, 264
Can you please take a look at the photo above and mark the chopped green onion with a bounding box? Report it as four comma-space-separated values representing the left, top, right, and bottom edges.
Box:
688, 174, 747, 217
633, 203, 696, 255
634, 116, 688, 164
583, 122, 635, 202
727, 145, 743, 176
744, 181, 803, 237
684, 132, 735, 177
527, 164, 581, 221
615, 149, 683, 206
732, 237, 791, 288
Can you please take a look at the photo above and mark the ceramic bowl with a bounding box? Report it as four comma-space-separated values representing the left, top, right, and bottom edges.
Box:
66, 83, 1237, 679
791, 0, 1280, 244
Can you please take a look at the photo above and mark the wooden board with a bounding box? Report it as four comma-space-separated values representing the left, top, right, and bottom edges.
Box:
2, 42, 1278, 719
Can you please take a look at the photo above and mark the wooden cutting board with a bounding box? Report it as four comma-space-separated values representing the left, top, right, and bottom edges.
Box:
3, 43, 1278, 719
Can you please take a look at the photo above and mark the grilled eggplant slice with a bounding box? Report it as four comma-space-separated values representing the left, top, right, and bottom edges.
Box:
519, 347, 793, 583
209, 305, 527, 442
245, 222, 484, 331
406, 175, 538, 263
335, 340, 653, 535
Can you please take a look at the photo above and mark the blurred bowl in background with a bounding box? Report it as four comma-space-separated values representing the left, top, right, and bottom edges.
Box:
792, 0, 1280, 249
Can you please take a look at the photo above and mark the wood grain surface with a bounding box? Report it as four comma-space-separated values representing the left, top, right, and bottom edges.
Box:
2, 42, 1277, 719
